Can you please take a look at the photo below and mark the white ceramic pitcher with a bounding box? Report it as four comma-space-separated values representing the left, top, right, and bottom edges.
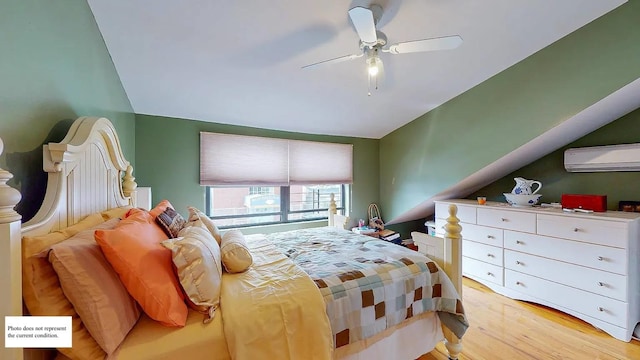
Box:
512, 177, 542, 195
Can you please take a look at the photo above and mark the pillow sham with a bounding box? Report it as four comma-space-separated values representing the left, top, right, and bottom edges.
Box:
187, 206, 222, 245
22, 213, 105, 260
156, 207, 187, 238
95, 209, 188, 327
49, 218, 140, 355
162, 222, 222, 323
22, 214, 117, 360
220, 230, 253, 273
100, 206, 132, 221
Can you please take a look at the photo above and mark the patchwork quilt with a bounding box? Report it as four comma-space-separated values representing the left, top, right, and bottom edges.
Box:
264, 227, 469, 348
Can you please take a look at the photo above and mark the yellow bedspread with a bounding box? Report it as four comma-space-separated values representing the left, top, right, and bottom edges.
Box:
222, 235, 333, 360
110, 310, 230, 360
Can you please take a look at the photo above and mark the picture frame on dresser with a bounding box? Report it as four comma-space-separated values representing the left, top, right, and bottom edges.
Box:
434, 199, 640, 342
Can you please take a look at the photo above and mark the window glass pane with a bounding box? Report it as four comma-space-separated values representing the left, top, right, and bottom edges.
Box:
213, 214, 282, 227
288, 209, 328, 221
289, 184, 343, 211
208, 186, 280, 226
207, 184, 346, 228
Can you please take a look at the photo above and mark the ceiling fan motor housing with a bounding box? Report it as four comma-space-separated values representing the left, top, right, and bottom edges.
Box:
360, 30, 387, 50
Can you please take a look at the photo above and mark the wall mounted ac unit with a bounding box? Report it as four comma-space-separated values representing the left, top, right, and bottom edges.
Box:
564, 143, 640, 172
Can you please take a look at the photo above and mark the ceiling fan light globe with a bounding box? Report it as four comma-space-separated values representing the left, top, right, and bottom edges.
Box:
367, 56, 380, 76
368, 64, 379, 76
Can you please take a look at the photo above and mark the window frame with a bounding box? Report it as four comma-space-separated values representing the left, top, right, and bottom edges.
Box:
205, 184, 347, 229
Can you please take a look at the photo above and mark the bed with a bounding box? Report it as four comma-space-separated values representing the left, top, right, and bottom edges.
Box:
0, 117, 467, 360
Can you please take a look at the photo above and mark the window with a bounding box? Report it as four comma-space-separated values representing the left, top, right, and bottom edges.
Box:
206, 184, 347, 228
200, 132, 352, 228
249, 187, 274, 195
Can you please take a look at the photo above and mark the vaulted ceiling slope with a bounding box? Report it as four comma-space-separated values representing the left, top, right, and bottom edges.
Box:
387, 79, 640, 224
87, 0, 625, 139
379, 0, 640, 224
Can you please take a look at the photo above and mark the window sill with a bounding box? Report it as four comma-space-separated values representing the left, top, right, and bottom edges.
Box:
226, 219, 328, 235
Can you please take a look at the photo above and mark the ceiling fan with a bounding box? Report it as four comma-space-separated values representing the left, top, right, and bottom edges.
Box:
302, 4, 463, 93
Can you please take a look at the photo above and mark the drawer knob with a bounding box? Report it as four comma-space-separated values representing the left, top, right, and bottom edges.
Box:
487, 272, 493, 276
516, 281, 522, 286
597, 256, 604, 261
598, 282, 605, 287
487, 235, 494, 239
573, 228, 580, 232
515, 261, 522, 265
487, 253, 494, 258
516, 240, 523, 245
598, 307, 604, 312
501, 218, 507, 222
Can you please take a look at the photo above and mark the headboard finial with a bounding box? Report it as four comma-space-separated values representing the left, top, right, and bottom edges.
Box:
122, 165, 137, 198
0, 138, 22, 223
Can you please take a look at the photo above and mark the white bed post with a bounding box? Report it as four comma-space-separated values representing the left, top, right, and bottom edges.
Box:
328, 193, 337, 227
0, 138, 24, 360
443, 204, 463, 360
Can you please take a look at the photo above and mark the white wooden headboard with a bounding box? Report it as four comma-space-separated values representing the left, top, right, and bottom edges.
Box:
0, 117, 137, 360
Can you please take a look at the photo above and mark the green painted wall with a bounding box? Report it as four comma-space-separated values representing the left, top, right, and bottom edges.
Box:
470, 108, 640, 209
1, 0, 135, 220
134, 114, 379, 232
379, 1, 640, 222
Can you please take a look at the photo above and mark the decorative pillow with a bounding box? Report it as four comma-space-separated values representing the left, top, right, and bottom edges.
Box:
49, 218, 140, 355
156, 207, 187, 238
95, 209, 188, 327
22, 213, 117, 360
149, 199, 174, 219
162, 222, 222, 323
220, 230, 253, 273
187, 206, 222, 244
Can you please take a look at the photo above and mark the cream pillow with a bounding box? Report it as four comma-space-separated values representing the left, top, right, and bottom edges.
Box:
187, 206, 222, 244
162, 222, 222, 323
220, 230, 253, 273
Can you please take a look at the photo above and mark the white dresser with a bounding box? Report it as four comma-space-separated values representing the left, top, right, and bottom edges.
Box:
433, 199, 640, 342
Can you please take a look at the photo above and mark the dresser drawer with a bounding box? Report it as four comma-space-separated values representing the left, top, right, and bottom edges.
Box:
459, 223, 503, 247
504, 230, 627, 275
477, 208, 536, 233
463, 240, 503, 266
537, 214, 629, 249
505, 270, 628, 328
435, 202, 476, 223
462, 256, 503, 286
504, 250, 627, 301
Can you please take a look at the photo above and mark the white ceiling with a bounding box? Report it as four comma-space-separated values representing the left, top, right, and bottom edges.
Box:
88, 0, 625, 139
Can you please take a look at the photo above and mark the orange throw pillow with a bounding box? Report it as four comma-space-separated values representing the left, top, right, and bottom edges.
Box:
95, 210, 188, 327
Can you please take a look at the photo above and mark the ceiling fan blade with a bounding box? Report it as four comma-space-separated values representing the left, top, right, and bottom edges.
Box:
301, 53, 363, 69
348, 6, 378, 45
387, 35, 463, 54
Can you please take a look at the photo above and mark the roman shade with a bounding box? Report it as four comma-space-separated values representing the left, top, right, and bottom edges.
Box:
200, 132, 289, 186
288, 140, 352, 185
200, 132, 353, 186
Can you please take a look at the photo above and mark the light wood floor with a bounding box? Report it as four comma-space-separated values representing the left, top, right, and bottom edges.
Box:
420, 278, 640, 360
